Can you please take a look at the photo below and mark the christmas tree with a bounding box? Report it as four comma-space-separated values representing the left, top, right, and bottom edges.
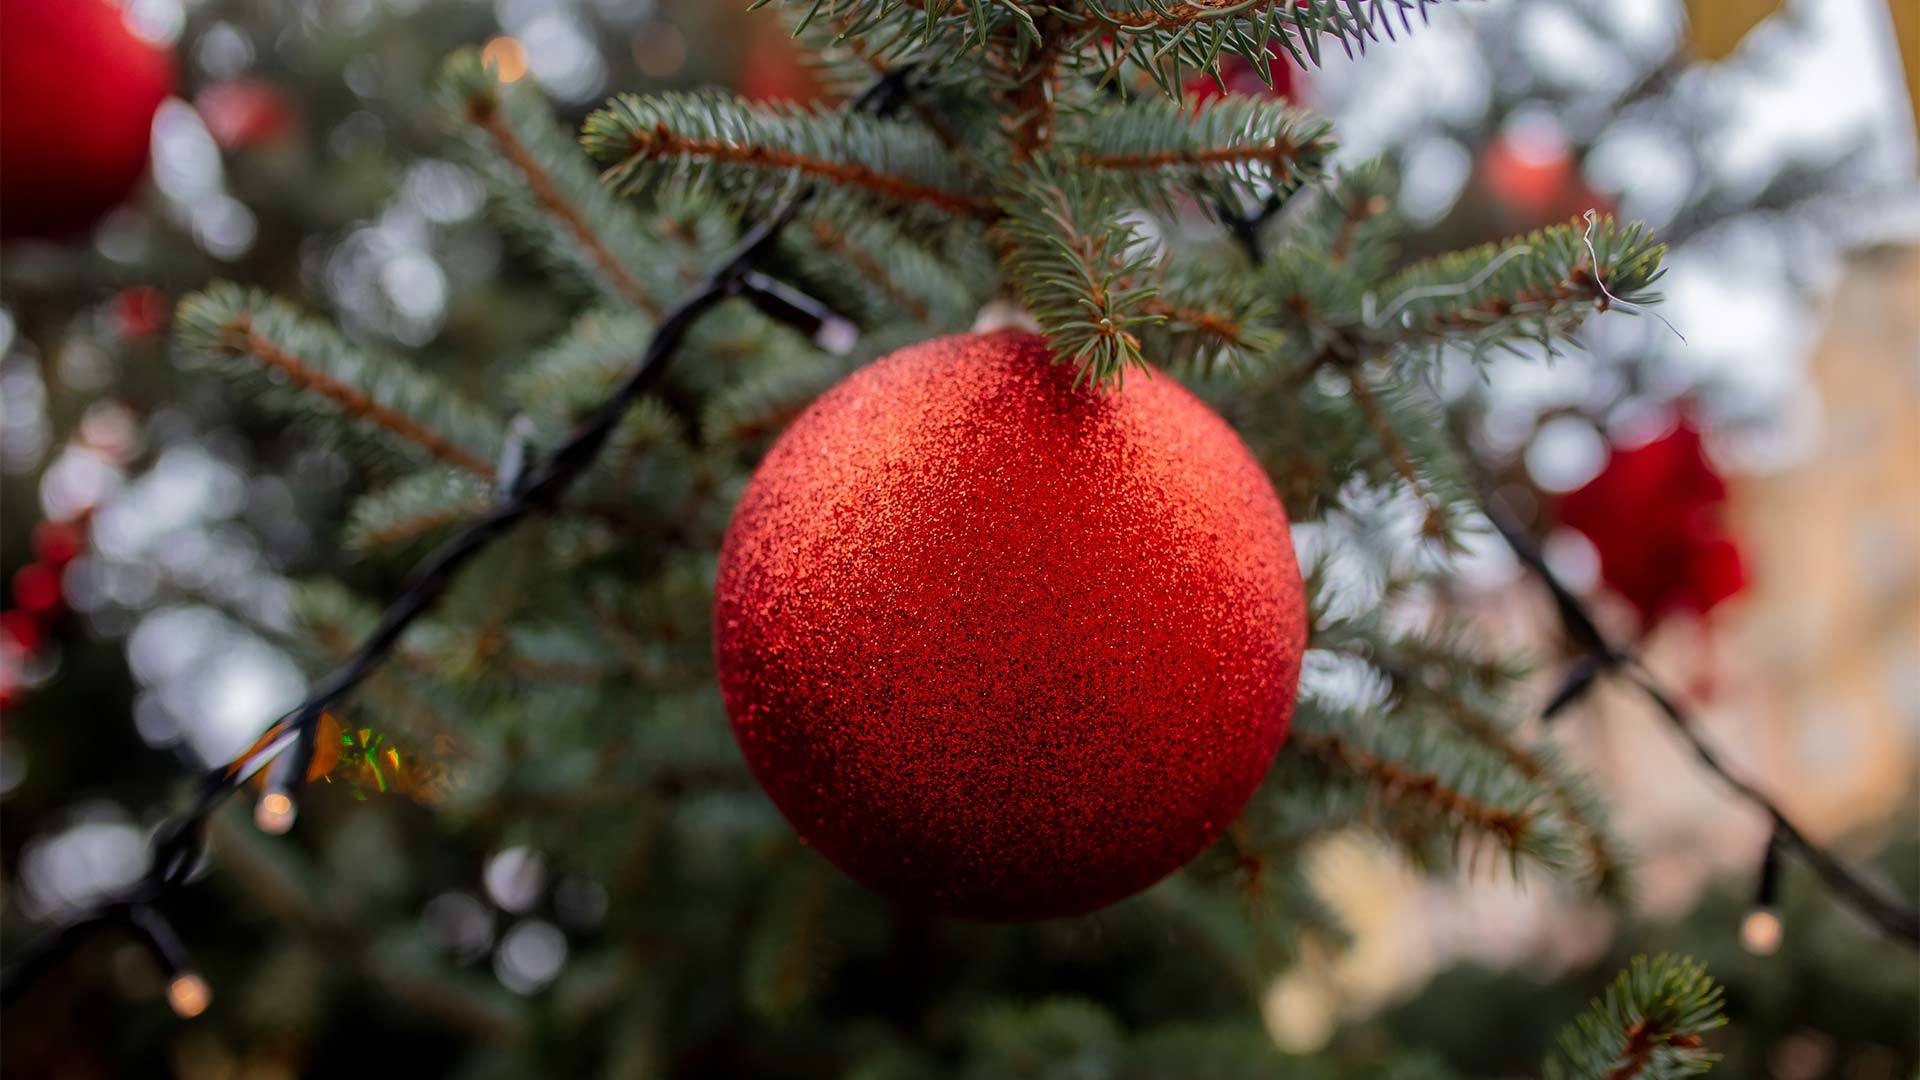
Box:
3, 1, 1915, 1077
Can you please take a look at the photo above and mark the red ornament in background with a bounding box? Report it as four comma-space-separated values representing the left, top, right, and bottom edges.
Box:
1476, 131, 1614, 232
195, 79, 299, 152
715, 332, 1307, 921
109, 285, 172, 341
735, 15, 827, 104
1183, 43, 1302, 103
1556, 419, 1747, 628
0, 0, 174, 241
2, 511, 95, 708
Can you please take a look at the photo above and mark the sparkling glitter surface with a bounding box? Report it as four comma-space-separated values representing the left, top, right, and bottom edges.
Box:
714, 331, 1306, 921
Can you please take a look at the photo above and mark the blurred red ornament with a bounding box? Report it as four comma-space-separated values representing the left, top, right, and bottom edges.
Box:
109, 285, 171, 341
195, 78, 299, 152
12, 563, 63, 617
31, 520, 84, 567
736, 17, 827, 104
0, 0, 174, 241
1183, 42, 1301, 103
1557, 419, 1747, 628
715, 331, 1307, 920
1477, 132, 1614, 230
1, 610, 42, 656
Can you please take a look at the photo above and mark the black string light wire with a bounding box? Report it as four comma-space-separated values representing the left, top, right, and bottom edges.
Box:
0, 67, 912, 1014
1213, 200, 1920, 950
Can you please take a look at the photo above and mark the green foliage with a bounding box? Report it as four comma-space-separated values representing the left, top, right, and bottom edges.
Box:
175, 284, 504, 475
142, 8, 1709, 1078
440, 50, 711, 314
583, 92, 985, 235
776, 215, 989, 331
1365, 216, 1667, 357
1135, 251, 1289, 375
1267, 696, 1578, 881
760, 1, 1466, 98
1065, 94, 1335, 212
994, 162, 1161, 386
344, 469, 493, 554
1544, 955, 1726, 1080
508, 308, 656, 423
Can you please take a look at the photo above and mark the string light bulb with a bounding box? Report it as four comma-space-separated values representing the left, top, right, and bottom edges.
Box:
1741, 908, 1783, 956
166, 972, 211, 1018
1742, 825, 1785, 955
480, 36, 528, 83
254, 790, 296, 835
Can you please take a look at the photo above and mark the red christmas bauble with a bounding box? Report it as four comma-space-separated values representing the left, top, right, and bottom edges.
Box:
0, 0, 173, 240
714, 331, 1306, 920
1557, 418, 1746, 627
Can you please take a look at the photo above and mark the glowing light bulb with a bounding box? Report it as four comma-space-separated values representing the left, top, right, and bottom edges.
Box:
1741, 908, 1783, 956
167, 972, 211, 1018
481, 36, 528, 84
254, 791, 296, 835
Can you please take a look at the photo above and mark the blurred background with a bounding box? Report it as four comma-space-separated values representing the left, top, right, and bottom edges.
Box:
1, 0, 1916, 1077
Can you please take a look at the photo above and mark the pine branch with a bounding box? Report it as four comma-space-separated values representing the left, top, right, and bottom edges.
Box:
702, 345, 861, 447
175, 285, 504, 477
508, 309, 656, 423
1273, 699, 1576, 880
1363, 217, 1666, 354
346, 470, 495, 553
1134, 256, 1286, 374
1543, 956, 1725, 1080
758, 0, 999, 70
583, 92, 992, 228
441, 51, 701, 314
1439, 696, 1632, 902
778, 216, 987, 329
1344, 366, 1453, 541
995, 161, 1161, 386
1065, 95, 1334, 211
1092, 1, 1455, 95
743, 859, 842, 1020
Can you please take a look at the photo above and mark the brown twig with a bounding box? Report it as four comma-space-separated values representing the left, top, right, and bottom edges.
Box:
467, 99, 663, 316
612, 130, 994, 218
809, 219, 933, 322
1602, 1019, 1704, 1080
1143, 296, 1246, 347
1343, 366, 1447, 535
1080, 141, 1308, 173
358, 502, 491, 549
1440, 699, 1624, 896
223, 320, 495, 478
1330, 194, 1388, 266
1290, 731, 1534, 851
1008, 14, 1070, 160
1102, 0, 1302, 32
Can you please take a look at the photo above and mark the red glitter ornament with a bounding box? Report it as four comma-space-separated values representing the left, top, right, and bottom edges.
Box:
0, 0, 173, 241
714, 332, 1307, 920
